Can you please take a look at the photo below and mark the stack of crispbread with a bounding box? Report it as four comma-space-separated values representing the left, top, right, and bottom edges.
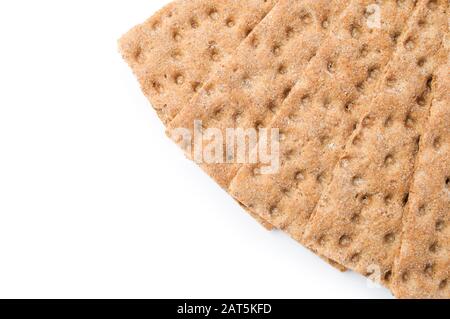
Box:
119, 0, 449, 299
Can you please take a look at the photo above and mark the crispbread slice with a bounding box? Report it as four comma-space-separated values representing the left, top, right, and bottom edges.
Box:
392, 53, 449, 299
119, 0, 278, 125
303, 0, 448, 288
167, 0, 349, 268
169, 0, 348, 188
119, 0, 278, 230
230, 0, 418, 234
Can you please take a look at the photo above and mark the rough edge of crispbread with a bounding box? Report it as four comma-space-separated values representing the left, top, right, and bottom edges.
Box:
237, 201, 275, 231
392, 41, 449, 299
119, 1, 177, 121
303, 0, 448, 290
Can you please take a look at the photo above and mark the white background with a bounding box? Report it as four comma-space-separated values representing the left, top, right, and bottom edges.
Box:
0, 0, 393, 299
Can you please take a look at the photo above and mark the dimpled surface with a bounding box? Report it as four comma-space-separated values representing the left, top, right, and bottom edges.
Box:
304, 0, 448, 289
119, 0, 278, 125
392, 48, 449, 299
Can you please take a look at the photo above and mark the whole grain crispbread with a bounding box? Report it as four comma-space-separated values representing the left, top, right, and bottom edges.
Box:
120, 0, 449, 296
303, 0, 448, 288
392, 48, 449, 299
230, 0, 418, 235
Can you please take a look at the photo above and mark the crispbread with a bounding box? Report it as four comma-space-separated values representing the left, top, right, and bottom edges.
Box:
119, 0, 278, 230
303, 0, 448, 288
119, 0, 278, 125
118, 0, 450, 294
392, 52, 449, 299
169, 0, 348, 188
167, 0, 349, 269
230, 0, 418, 235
